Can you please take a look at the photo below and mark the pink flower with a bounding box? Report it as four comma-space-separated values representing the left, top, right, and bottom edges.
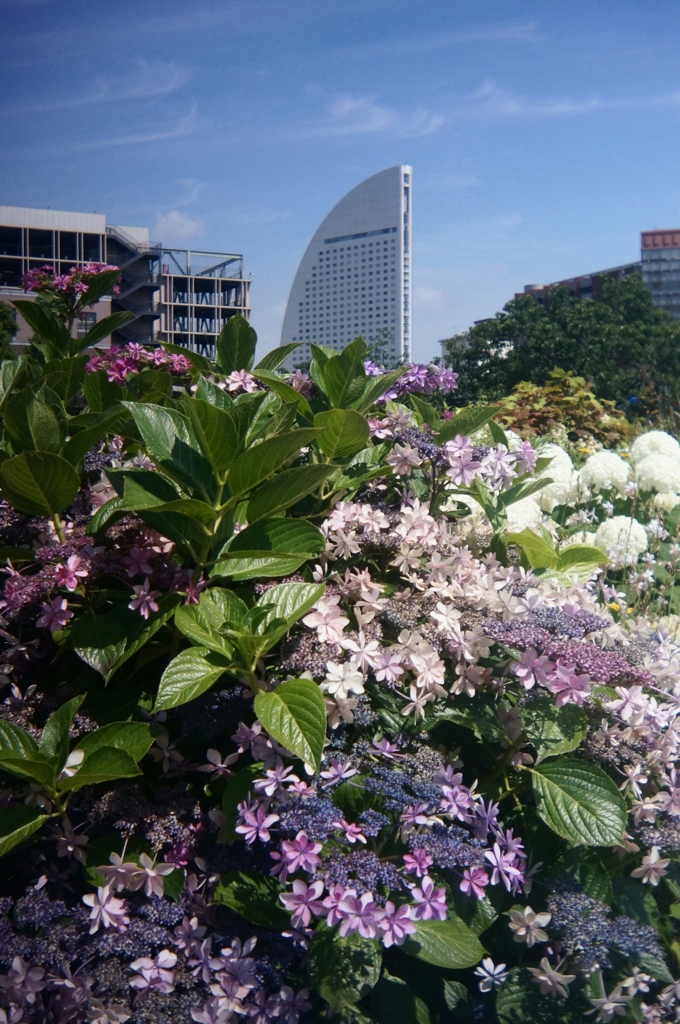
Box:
484, 844, 524, 892
379, 901, 416, 947
225, 369, 258, 393
82, 886, 130, 934
53, 554, 88, 591
36, 597, 73, 632
0, 956, 46, 1005
280, 833, 322, 873
123, 546, 154, 577
279, 880, 326, 928
460, 866, 490, 900
545, 660, 591, 707
511, 648, 552, 690
387, 443, 422, 477
403, 849, 433, 877
320, 884, 349, 927
336, 819, 367, 844
302, 595, 349, 644
372, 648, 405, 683
319, 757, 358, 787
129, 853, 175, 897
129, 949, 177, 995
410, 876, 448, 921
337, 891, 384, 939
128, 578, 161, 619
197, 748, 239, 780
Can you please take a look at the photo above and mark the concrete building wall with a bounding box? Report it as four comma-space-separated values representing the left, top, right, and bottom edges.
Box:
280, 165, 412, 368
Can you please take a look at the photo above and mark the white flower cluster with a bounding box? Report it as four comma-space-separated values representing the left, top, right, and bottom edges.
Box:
594, 516, 648, 567
534, 444, 578, 512
578, 450, 630, 497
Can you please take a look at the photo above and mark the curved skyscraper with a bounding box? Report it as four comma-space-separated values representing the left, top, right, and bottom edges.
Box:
281, 165, 412, 367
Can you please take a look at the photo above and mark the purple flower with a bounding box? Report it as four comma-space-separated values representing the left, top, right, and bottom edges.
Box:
321, 884, 349, 926
279, 879, 326, 928
280, 832, 322, 873
129, 949, 177, 995
123, 546, 154, 577
484, 844, 524, 891
82, 886, 130, 934
128, 578, 161, 619
0, 956, 46, 1005
36, 597, 73, 632
403, 849, 433, 877
337, 891, 385, 939
235, 805, 280, 844
278, 986, 312, 1024
460, 866, 490, 899
320, 758, 358, 787
410, 876, 448, 921
379, 902, 416, 947
53, 554, 88, 591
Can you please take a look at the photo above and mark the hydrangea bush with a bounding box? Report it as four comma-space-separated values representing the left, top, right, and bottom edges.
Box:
0, 270, 679, 1023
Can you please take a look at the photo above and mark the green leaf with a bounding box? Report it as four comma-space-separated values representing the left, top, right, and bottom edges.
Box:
216, 314, 257, 374
436, 404, 502, 444
39, 695, 85, 770
195, 374, 235, 410
556, 544, 608, 571
488, 419, 509, 446
155, 648, 229, 711
505, 527, 558, 569
321, 337, 370, 409
529, 758, 627, 846
247, 465, 332, 522
253, 369, 314, 420
59, 746, 141, 791
11, 299, 71, 353
75, 310, 136, 351
403, 915, 485, 969
74, 595, 179, 682
74, 722, 155, 764
0, 806, 49, 858
4, 391, 66, 454
212, 870, 288, 927
174, 598, 237, 656
122, 402, 214, 499
255, 582, 325, 632
308, 929, 382, 1011
227, 428, 321, 498
0, 357, 28, 412
43, 355, 87, 400
182, 398, 239, 475
254, 343, 301, 372
314, 409, 370, 459
214, 518, 325, 580
0, 451, 79, 516
521, 696, 588, 764
106, 468, 181, 509
83, 369, 124, 411
371, 972, 432, 1024
409, 394, 441, 430
357, 367, 404, 413
0, 720, 39, 757
254, 678, 326, 772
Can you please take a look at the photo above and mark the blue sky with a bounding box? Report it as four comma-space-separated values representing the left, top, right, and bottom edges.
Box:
3, 0, 680, 361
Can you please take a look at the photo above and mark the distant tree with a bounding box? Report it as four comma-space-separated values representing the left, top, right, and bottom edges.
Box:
0, 302, 17, 359
442, 274, 680, 416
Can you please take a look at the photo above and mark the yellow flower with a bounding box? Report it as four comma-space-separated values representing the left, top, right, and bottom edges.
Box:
607, 602, 621, 612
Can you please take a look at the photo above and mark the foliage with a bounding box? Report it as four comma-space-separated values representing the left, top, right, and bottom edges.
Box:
0, 271, 678, 1023
443, 273, 680, 417
496, 369, 633, 448
0, 301, 17, 360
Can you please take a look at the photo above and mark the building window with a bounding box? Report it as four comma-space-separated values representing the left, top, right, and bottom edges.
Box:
77, 312, 97, 337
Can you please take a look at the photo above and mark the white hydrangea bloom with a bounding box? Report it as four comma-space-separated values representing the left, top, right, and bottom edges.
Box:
578, 450, 630, 496
559, 529, 596, 550
505, 496, 543, 533
630, 430, 680, 466
634, 455, 680, 494
535, 444, 578, 512
653, 491, 680, 512
594, 516, 648, 566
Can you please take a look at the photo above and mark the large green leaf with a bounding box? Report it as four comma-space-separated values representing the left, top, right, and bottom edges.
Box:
529, 758, 627, 846
0, 451, 80, 516
556, 544, 607, 571
3, 391, 66, 454
11, 299, 71, 353
76, 310, 135, 351
403, 916, 485, 969
255, 582, 325, 632
155, 647, 230, 711
73, 595, 179, 682
122, 402, 214, 499
409, 394, 441, 431
39, 695, 85, 770
436, 404, 502, 444
106, 468, 181, 509
505, 527, 558, 569
83, 369, 124, 412
0, 751, 57, 787
254, 343, 301, 372
212, 870, 288, 928
74, 722, 155, 764
321, 338, 369, 408
254, 677, 326, 772
182, 398, 239, 476
314, 409, 370, 459
521, 696, 588, 764
357, 367, 404, 413
247, 465, 332, 522
43, 355, 87, 400
371, 972, 432, 1024
216, 314, 257, 374
174, 598, 237, 656
214, 518, 325, 580
0, 357, 28, 412
162, 342, 213, 374
252, 369, 314, 420
59, 746, 141, 791
227, 428, 321, 498
0, 806, 49, 858
308, 929, 382, 1011
0, 720, 39, 757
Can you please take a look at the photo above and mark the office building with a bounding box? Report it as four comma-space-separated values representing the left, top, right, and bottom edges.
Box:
0, 205, 250, 354
515, 261, 640, 305
280, 165, 412, 368
640, 230, 680, 320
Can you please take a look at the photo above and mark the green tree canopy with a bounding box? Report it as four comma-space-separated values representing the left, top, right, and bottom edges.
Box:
443, 273, 680, 415
0, 302, 17, 359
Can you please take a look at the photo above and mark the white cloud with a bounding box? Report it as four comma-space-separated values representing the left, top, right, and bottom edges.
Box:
154, 210, 205, 243
414, 286, 447, 311
289, 93, 446, 140
456, 79, 680, 121
57, 108, 200, 152
343, 21, 541, 58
